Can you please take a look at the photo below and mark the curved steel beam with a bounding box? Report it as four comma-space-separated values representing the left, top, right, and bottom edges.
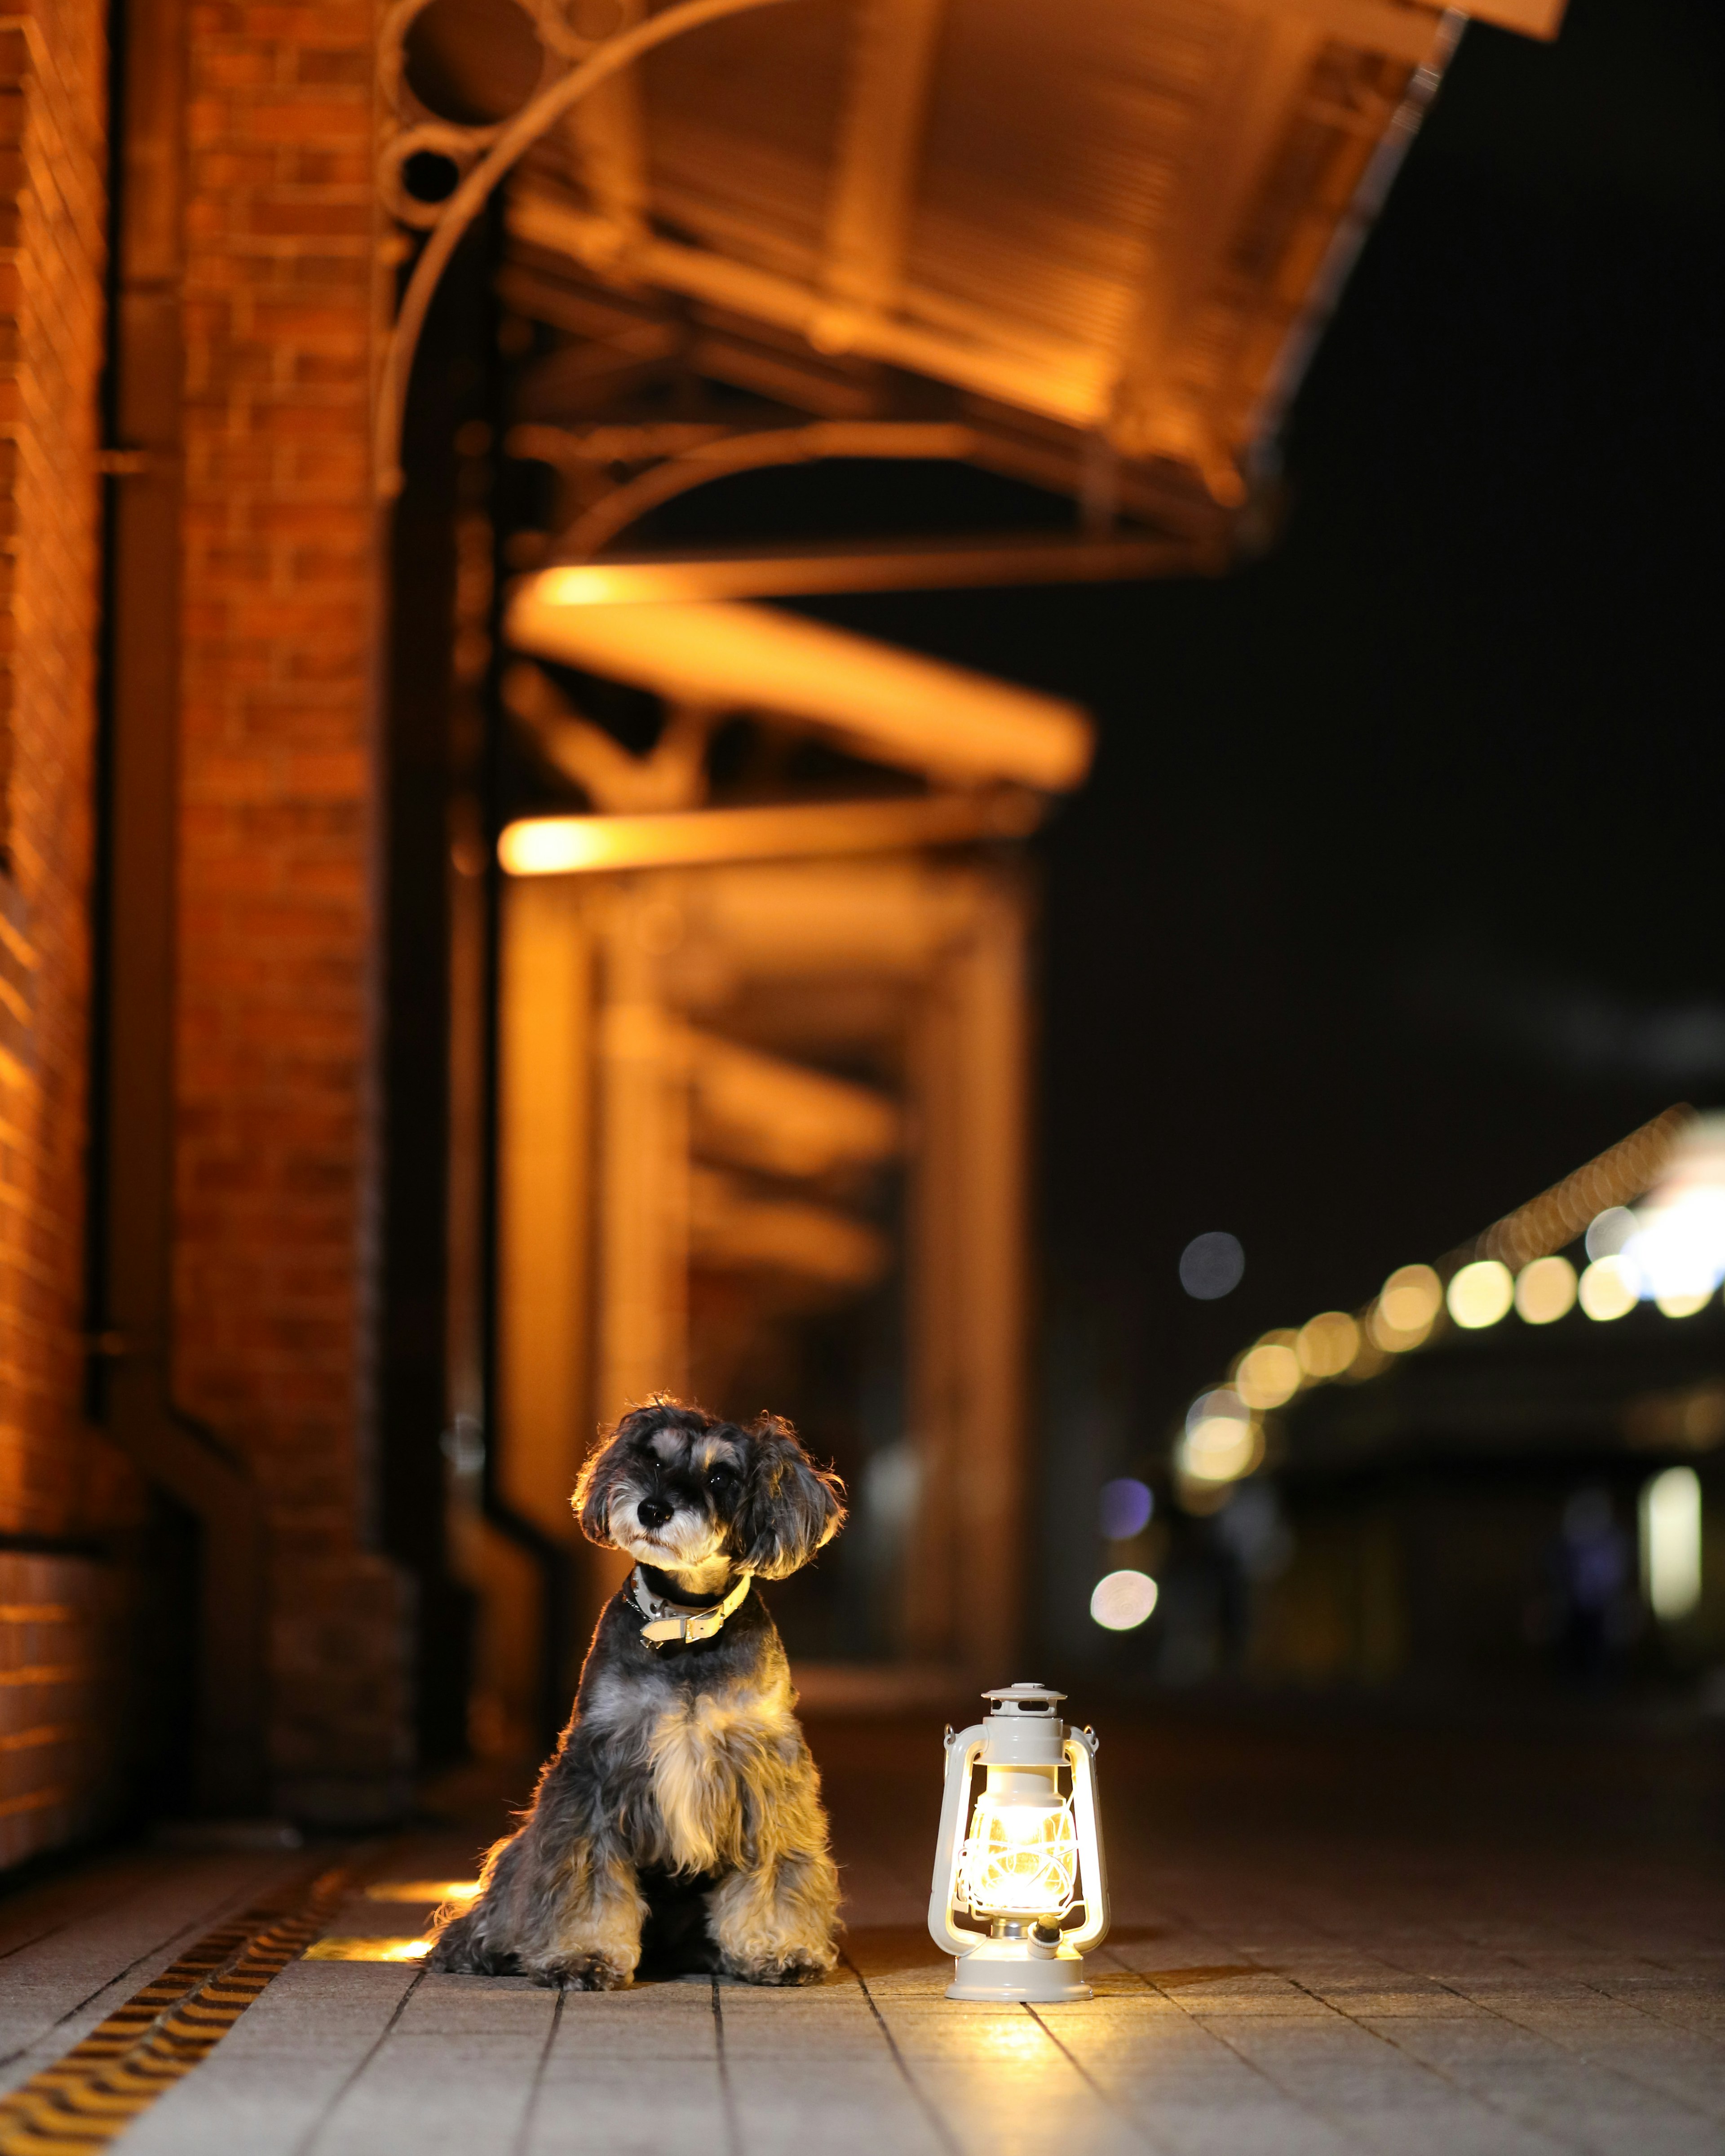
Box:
375, 0, 818, 497
548, 421, 979, 558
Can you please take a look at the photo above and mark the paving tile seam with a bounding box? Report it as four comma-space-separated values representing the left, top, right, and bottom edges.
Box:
1510, 1963, 1725, 2059
0, 1863, 308, 2079
509, 1988, 563, 2156
0, 1865, 359, 2154
1103, 1947, 1393, 2156
1262, 1960, 1620, 2156
709, 1978, 743, 2156
836, 1949, 961, 2156
1020, 2002, 1169, 2155
1167, 1881, 1725, 2134
1114, 1925, 1611, 2156
0, 1862, 193, 1973
1288, 1886, 1725, 2011
1292, 1924, 1725, 2129
287, 1965, 426, 2156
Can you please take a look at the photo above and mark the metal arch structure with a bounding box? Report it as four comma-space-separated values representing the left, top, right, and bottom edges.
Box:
374, 0, 818, 499
374, 0, 1568, 589
372, 0, 1198, 572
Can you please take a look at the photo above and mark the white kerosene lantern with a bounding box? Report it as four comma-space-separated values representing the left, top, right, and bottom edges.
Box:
927, 1683, 1109, 2002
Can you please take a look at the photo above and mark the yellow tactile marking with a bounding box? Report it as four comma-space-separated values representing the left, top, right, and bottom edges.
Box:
0, 1865, 357, 2155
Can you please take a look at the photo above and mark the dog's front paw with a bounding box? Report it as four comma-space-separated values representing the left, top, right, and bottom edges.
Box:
538, 1952, 632, 1992
426, 1917, 518, 1978
726, 1948, 831, 1987
428, 1938, 519, 1976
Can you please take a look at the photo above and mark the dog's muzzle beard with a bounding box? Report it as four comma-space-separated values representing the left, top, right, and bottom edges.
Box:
608, 1491, 727, 1573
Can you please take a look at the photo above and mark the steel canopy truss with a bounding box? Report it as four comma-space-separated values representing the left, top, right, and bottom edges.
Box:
376, 0, 1564, 584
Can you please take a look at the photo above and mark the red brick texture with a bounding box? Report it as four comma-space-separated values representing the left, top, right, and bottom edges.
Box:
0, 0, 115, 1536
0, 0, 150, 1861
176, 0, 411, 1822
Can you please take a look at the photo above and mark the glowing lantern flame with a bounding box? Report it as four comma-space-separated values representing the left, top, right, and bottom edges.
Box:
960, 1796, 1080, 1917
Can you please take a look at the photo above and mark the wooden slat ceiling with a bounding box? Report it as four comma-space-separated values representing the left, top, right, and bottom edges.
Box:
470, 0, 1564, 558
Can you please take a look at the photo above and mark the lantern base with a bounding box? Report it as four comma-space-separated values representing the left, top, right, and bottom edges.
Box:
945, 1945, 1092, 2003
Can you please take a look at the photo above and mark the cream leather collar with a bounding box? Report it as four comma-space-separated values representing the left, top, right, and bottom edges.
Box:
629, 1565, 752, 1647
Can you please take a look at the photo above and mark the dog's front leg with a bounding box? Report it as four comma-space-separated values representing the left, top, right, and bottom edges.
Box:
708, 1739, 840, 1985
529, 1837, 646, 1991
431, 1810, 646, 1990
708, 1846, 839, 1985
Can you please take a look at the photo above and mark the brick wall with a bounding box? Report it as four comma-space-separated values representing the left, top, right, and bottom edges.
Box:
0, 0, 106, 1534
177, 0, 411, 1824
0, 1553, 126, 1865
0, 0, 148, 1859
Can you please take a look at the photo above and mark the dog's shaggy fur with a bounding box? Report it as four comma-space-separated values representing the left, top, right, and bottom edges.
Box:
429, 1399, 845, 1990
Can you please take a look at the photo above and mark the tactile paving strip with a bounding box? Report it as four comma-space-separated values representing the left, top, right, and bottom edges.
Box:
0, 1864, 357, 2154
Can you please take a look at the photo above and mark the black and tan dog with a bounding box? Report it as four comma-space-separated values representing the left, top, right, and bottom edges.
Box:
430, 1399, 845, 1990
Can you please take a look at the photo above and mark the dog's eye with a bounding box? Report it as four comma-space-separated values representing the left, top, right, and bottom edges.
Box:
707, 1466, 737, 1493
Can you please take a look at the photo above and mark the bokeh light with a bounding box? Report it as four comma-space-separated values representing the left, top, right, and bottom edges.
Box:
1178, 1231, 1244, 1300
1296, 1310, 1360, 1379
1235, 1337, 1300, 1411
1655, 1288, 1711, 1319
1186, 1388, 1247, 1434
1623, 1119, 1725, 1307
1578, 1254, 1638, 1320
1641, 1466, 1702, 1621
1379, 1263, 1442, 1334
1585, 1207, 1637, 1261
1178, 1390, 1261, 1483
1098, 1478, 1153, 1541
1089, 1570, 1159, 1630
1514, 1254, 1576, 1326
1446, 1259, 1513, 1330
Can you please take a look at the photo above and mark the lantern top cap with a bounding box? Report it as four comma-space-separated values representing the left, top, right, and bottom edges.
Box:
983, 1683, 1066, 1713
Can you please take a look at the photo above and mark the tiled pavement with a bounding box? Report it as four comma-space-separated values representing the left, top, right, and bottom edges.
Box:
2, 1699, 1724, 2153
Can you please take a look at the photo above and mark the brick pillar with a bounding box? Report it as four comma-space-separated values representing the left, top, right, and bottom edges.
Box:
177, 0, 411, 1825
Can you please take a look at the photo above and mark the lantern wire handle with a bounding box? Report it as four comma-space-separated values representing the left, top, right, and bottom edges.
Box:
1060, 1731, 1110, 1952
928, 1727, 986, 1958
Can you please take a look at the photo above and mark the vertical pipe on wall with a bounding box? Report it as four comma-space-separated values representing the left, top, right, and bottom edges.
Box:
97, 0, 267, 1813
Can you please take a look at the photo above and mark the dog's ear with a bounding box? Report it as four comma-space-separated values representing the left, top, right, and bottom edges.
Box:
736, 1416, 846, 1580
572, 1400, 672, 1548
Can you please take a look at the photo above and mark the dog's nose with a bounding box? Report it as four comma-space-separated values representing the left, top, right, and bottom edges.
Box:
637, 1496, 673, 1530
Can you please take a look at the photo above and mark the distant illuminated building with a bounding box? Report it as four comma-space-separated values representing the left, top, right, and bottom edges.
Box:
1152, 1108, 1724, 1688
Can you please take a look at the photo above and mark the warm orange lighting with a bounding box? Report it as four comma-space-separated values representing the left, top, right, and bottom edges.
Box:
960, 1794, 1081, 1917
303, 1937, 432, 1962
690, 1167, 889, 1289
1178, 1391, 1261, 1484
1235, 1337, 1300, 1410
1296, 1310, 1359, 1378
1579, 1254, 1638, 1320
1378, 1263, 1442, 1337
1514, 1255, 1576, 1325
499, 790, 1042, 875
1447, 1259, 1513, 1330
507, 587, 1095, 791
688, 1030, 900, 1179
1368, 1263, 1441, 1352
365, 1881, 480, 1903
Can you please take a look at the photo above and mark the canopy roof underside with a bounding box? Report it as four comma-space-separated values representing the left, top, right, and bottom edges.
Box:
451, 0, 1564, 556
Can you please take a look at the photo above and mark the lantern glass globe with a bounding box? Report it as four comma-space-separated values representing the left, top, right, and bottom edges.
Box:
961, 1792, 1078, 1917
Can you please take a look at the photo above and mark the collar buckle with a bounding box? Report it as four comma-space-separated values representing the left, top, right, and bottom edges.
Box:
632, 1567, 751, 1648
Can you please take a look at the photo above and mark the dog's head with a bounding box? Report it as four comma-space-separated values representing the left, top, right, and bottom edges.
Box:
573, 1398, 846, 1581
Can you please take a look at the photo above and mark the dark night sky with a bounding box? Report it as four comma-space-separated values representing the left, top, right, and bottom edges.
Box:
574, 0, 1725, 1467
815, 0, 1723, 1462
